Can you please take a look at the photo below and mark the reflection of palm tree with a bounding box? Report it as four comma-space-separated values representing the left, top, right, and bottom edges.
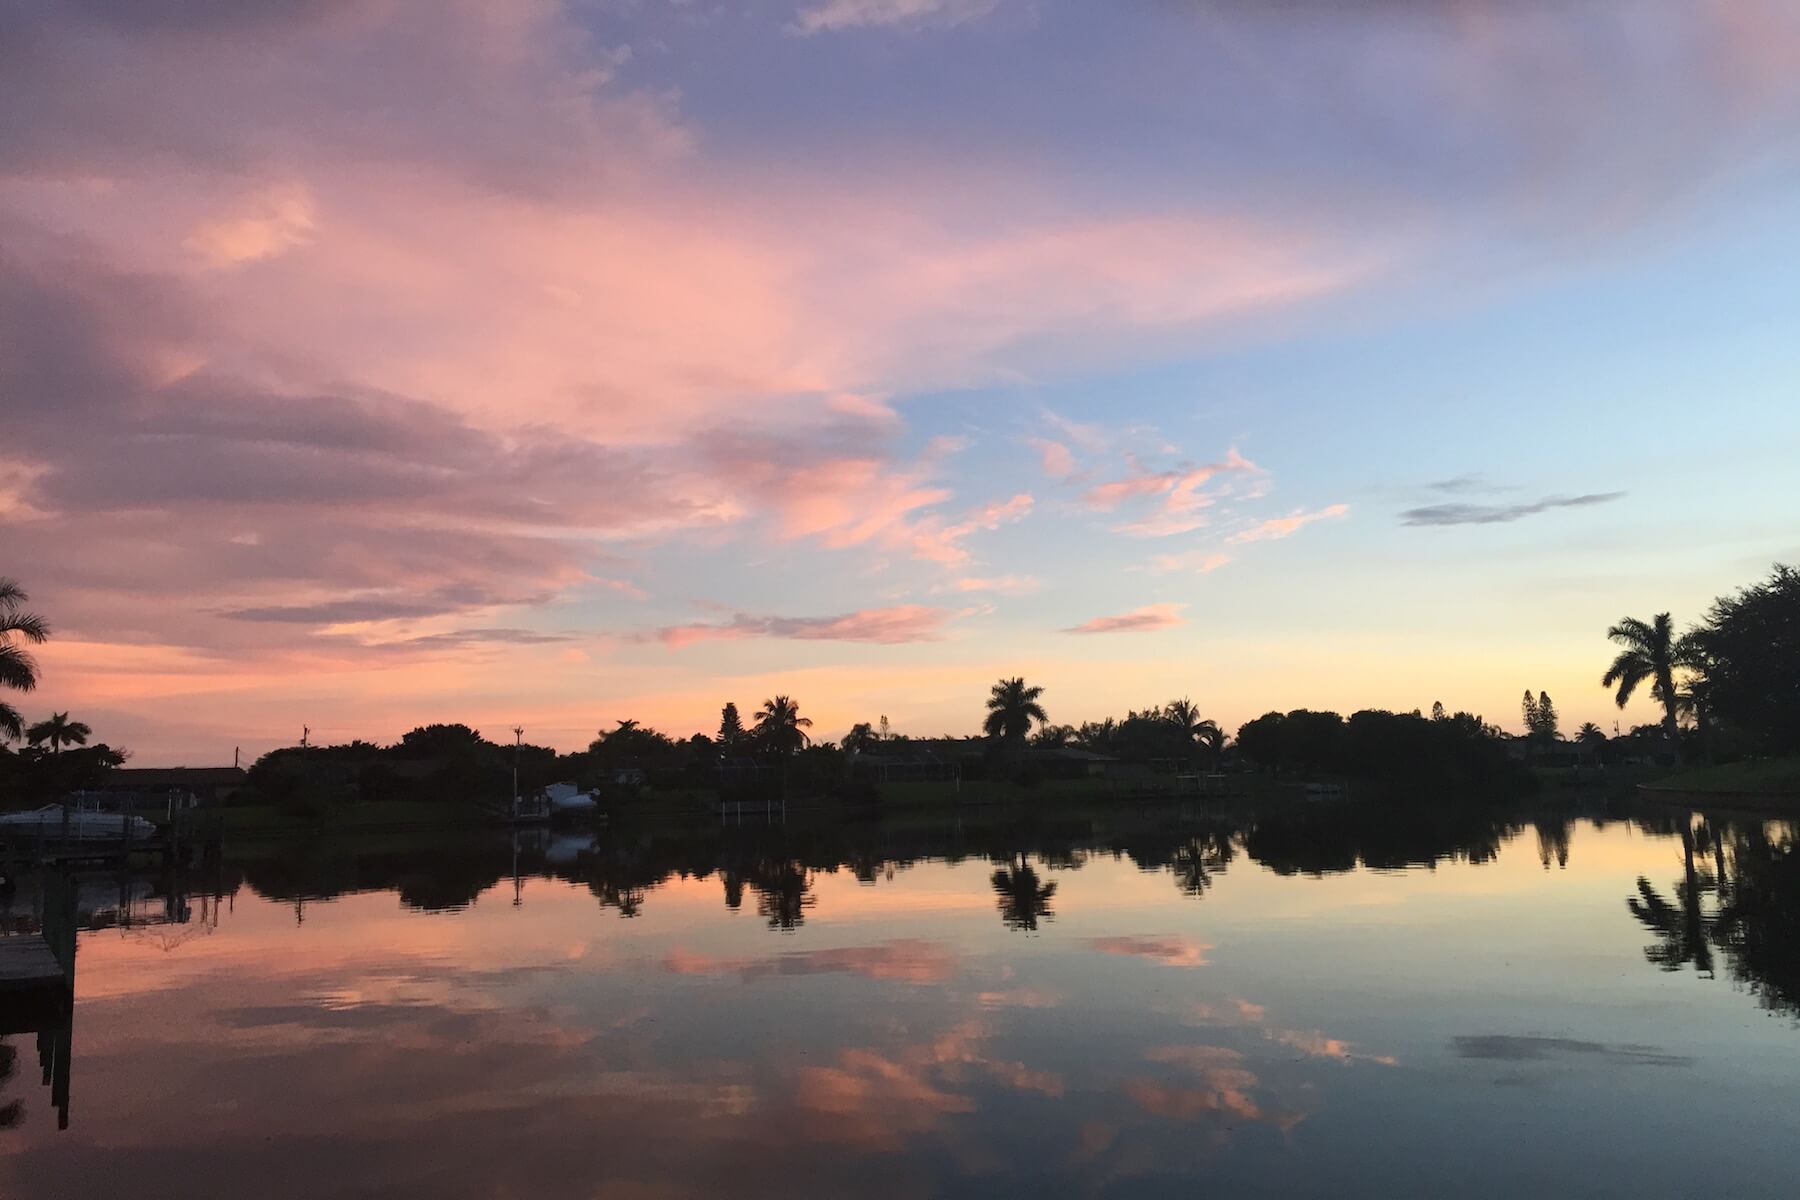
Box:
27, 711, 91, 755
1170, 833, 1234, 897
0, 579, 50, 743
1626, 827, 1716, 976
991, 856, 1056, 931
1602, 613, 1698, 758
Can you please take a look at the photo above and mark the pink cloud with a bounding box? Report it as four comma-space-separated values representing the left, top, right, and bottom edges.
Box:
654, 605, 956, 647
1149, 550, 1231, 575
946, 574, 1040, 595
1227, 503, 1349, 544
1083, 449, 1260, 538
906, 493, 1033, 565
1063, 604, 1187, 636
1026, 437, 1077, 479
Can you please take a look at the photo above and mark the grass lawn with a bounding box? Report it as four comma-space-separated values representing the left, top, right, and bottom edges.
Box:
1646, 757, 1800, 796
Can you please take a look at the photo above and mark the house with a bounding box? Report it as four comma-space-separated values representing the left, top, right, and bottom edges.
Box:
847, 747, 959, 783
1027, 747, 1118, 780
80, 766, 249, 812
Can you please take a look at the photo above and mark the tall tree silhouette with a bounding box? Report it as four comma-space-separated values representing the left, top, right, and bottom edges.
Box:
27, 711, 91, 755
991, 855, 1056, 931
717, 702, 745, 750
0, 578, 49, 743
754, 696, 812, 755
1602, 613, 1697, 758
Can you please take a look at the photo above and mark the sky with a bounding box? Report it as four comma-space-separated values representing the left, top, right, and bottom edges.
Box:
3, 0, 1798, 765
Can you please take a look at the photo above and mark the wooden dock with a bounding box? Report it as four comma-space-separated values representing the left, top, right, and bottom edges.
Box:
0, 935, 68, 994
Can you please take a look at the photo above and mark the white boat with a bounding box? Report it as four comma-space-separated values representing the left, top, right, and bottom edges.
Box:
542, 782, 598, 814
0, 804, 158, 843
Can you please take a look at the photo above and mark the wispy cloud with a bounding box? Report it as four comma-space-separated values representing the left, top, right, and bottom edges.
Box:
1063, 604, 1186, 635
944, 574, 1040, 595
1424, 474, 1513, 495
792, 0, 1000, 35
908, 493, 1033, 565
653, 604, 956, 647
1149, 550, 1231, 575
1084, 449, 1259, 537
1399, 492, 1625, 526
1228, 503, 1348, 544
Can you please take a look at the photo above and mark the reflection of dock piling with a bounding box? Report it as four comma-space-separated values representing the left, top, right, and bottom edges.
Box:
0, 870, 76, 1130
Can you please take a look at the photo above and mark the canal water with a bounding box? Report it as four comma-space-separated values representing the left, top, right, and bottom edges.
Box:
1, 801, 1795, 1198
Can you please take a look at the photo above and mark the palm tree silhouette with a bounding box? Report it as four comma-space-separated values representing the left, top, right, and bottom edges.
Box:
27, 712, 91, 755
1164, 698, 1223, 765
991, 855, 1056, 931
985, 677, 1047, 742
0, 579, 49, 744
1602, 613, 1700, 759
754, 696, 812, 755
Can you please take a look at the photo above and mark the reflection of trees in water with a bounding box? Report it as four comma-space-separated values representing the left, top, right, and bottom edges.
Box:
991, 856, 1056, 931
1627, 817, 1800, 1017
1116, 829, 1237, 898
750, 860, 815, 930
1534, 817, 1572, 870
1243, 804, 1518, 877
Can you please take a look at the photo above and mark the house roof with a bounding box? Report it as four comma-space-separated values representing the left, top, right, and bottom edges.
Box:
1030, 747, 1117, 762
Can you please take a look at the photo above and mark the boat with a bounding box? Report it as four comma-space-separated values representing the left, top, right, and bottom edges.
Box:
0, 804, 159, 843
542, 782, 598, 815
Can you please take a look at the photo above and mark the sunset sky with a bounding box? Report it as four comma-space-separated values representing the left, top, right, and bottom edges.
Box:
4, 1, 1798, 764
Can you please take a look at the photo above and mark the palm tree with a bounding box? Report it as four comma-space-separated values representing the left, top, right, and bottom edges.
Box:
0, 579, 49, 744
27, 712, 91, 755
841, 722, 878, 754
754, 695, 812, 755
983, 677, 1047, 742
1602, 613, 1698, 757
1195, 720, 1226, 769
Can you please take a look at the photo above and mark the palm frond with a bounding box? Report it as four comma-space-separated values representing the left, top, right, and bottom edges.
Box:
0, 644, 39, 692
0, 702, 21, 742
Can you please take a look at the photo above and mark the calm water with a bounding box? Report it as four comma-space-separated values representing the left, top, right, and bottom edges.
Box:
3, 802, 1798, 1198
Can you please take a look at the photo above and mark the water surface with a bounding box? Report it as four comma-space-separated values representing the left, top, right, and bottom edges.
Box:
2, 802, 1796, 1198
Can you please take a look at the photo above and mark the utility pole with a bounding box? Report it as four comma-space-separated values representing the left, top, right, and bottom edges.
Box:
512, 726, 524, 821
